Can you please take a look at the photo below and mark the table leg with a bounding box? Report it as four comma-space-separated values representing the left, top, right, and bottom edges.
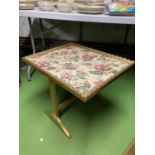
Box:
45, 78, 72, 139
59, 96, 76, 113
27, 17, 36, 81
26, 65, 32, 81
39, 18, 46, 47
26, 65, 36, 81
28, 17, 36, 54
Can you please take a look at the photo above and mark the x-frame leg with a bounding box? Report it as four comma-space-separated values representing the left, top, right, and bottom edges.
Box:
46, 78, 109, 139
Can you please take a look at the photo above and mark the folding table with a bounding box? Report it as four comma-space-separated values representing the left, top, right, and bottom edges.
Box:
23, 43, 134, 138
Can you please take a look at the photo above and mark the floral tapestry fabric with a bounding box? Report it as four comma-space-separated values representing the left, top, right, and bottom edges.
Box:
26, 44, 133, 99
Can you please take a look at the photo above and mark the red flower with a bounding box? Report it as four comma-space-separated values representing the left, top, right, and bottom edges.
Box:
78, 70, 87, 75
61, 72, 73, 80
82, 54, 96, 61
94, 64, 111, 72
38, 61, 50, 68
60, 50, 68, 55
64, 63, 77, 70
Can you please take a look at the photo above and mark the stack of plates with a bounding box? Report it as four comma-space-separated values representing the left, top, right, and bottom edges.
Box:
86, 0, 104, 6
71, 3, 84, 10
19, 0, 37, 10
57, 3, 73, 12
77, 5, 104, 14
75, 0, 86, 4
86, 2, 103, 6
86, 0, 103, 2
38, 1, 54, 11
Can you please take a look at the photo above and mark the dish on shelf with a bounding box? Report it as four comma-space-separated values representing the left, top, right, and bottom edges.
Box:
107, 2, 135, 16
19, 3, 36, 10
77, 5, 104, 14
19, 0, 37, 6
85, 0, 103, 3
57, 3, 72, 12
38, 0, 54, 11
71, 3, 84, 10
19, 0, 37, 3
75, 0, 86, 4
86, 2, 103, 6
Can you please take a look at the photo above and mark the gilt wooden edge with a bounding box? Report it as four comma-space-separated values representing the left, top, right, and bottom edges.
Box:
22, 42, 135, 102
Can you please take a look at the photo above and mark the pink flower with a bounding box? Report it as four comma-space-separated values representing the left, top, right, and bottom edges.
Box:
32, 59, 37, 63
82, 54, 96, 61
37, 61, 50, 68
60, 50, 68, 55
78, 70, 88, 76
94, 64, 111, 72
61, 72, 73, 81
64, 63, 77, 70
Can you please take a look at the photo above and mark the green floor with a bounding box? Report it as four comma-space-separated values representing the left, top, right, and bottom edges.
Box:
19, 67, 135, 155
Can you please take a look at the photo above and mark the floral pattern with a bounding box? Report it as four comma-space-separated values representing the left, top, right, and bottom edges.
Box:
27, 44, 133, 99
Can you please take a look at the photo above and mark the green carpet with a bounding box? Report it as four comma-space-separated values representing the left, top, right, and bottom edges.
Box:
19, 67, 135, 155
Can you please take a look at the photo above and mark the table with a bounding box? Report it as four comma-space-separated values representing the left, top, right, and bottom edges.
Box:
19, 8, 135, 24
23, 43, 134, 138
19, 8, 135, 81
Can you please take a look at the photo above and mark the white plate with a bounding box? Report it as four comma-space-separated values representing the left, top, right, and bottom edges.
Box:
38, 1, 54, 11
78, 5, 103, 10
19, 0, 37, 4
19, 3, 35, 10
57, 3, 72, 12
78, 9, 103, 14
86, 0, 103, 3
86, 2, 103, 6
78, 5, 104, 14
